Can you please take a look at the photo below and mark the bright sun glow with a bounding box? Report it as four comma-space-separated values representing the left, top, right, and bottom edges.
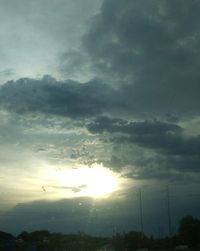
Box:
47, 165, 119, 198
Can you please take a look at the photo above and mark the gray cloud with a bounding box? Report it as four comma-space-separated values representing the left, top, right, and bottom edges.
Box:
87, 116, 182, 135
79, 0, 200, 179
83, 0, 200, 118
1, 188, 200, 236
0, 76, 115, 118
87, 116, 200, 176
1, 70, 199, 178
0, 197, 139, 235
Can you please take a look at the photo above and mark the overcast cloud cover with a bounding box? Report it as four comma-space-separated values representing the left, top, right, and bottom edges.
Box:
0, 0, 200, 236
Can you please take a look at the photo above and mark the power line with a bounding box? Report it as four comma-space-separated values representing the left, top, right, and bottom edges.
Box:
166, 186, 172, 237
139, 188, 144, 234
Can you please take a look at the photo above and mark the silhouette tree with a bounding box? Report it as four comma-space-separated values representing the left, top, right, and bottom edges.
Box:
178, 216, 200, 247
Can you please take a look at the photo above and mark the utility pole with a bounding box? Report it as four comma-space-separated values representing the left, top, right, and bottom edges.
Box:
139, 188, 144, 234
166, 186, 172, 237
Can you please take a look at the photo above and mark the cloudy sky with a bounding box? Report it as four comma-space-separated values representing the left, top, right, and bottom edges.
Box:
0, 0, 200, 236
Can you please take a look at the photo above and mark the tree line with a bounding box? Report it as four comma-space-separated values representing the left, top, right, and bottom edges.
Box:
0, 215, 200, 251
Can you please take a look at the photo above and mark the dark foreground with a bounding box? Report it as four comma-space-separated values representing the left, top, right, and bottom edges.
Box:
0, 231, 199, 251
0, 215, 200, 251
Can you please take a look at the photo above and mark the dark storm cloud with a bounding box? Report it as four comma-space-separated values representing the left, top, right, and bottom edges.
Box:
87, 116, 181, 135
0, 198, 95, 234
128, 154, 200, 180
87, 116, 200, 174
87, 116, 185, 156
0, 197, 140, 235
81, 0, 200, 179
1, 191, 200, 236
83, 0, 200, 118
0, 76, 116, 118
0, 74, 199, 179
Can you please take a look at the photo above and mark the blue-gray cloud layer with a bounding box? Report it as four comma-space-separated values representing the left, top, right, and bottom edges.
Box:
0, 76, 200, 180
87, 116, 200, 177
1, 188, 200, 236
0, 76, 115, 118
83, 0, 200, 118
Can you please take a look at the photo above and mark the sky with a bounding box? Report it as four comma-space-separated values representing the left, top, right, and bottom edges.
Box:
0, 0, 200, 237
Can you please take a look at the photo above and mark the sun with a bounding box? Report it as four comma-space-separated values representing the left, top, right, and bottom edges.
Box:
47, 164, 119, 198
78, 166, 118, 198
